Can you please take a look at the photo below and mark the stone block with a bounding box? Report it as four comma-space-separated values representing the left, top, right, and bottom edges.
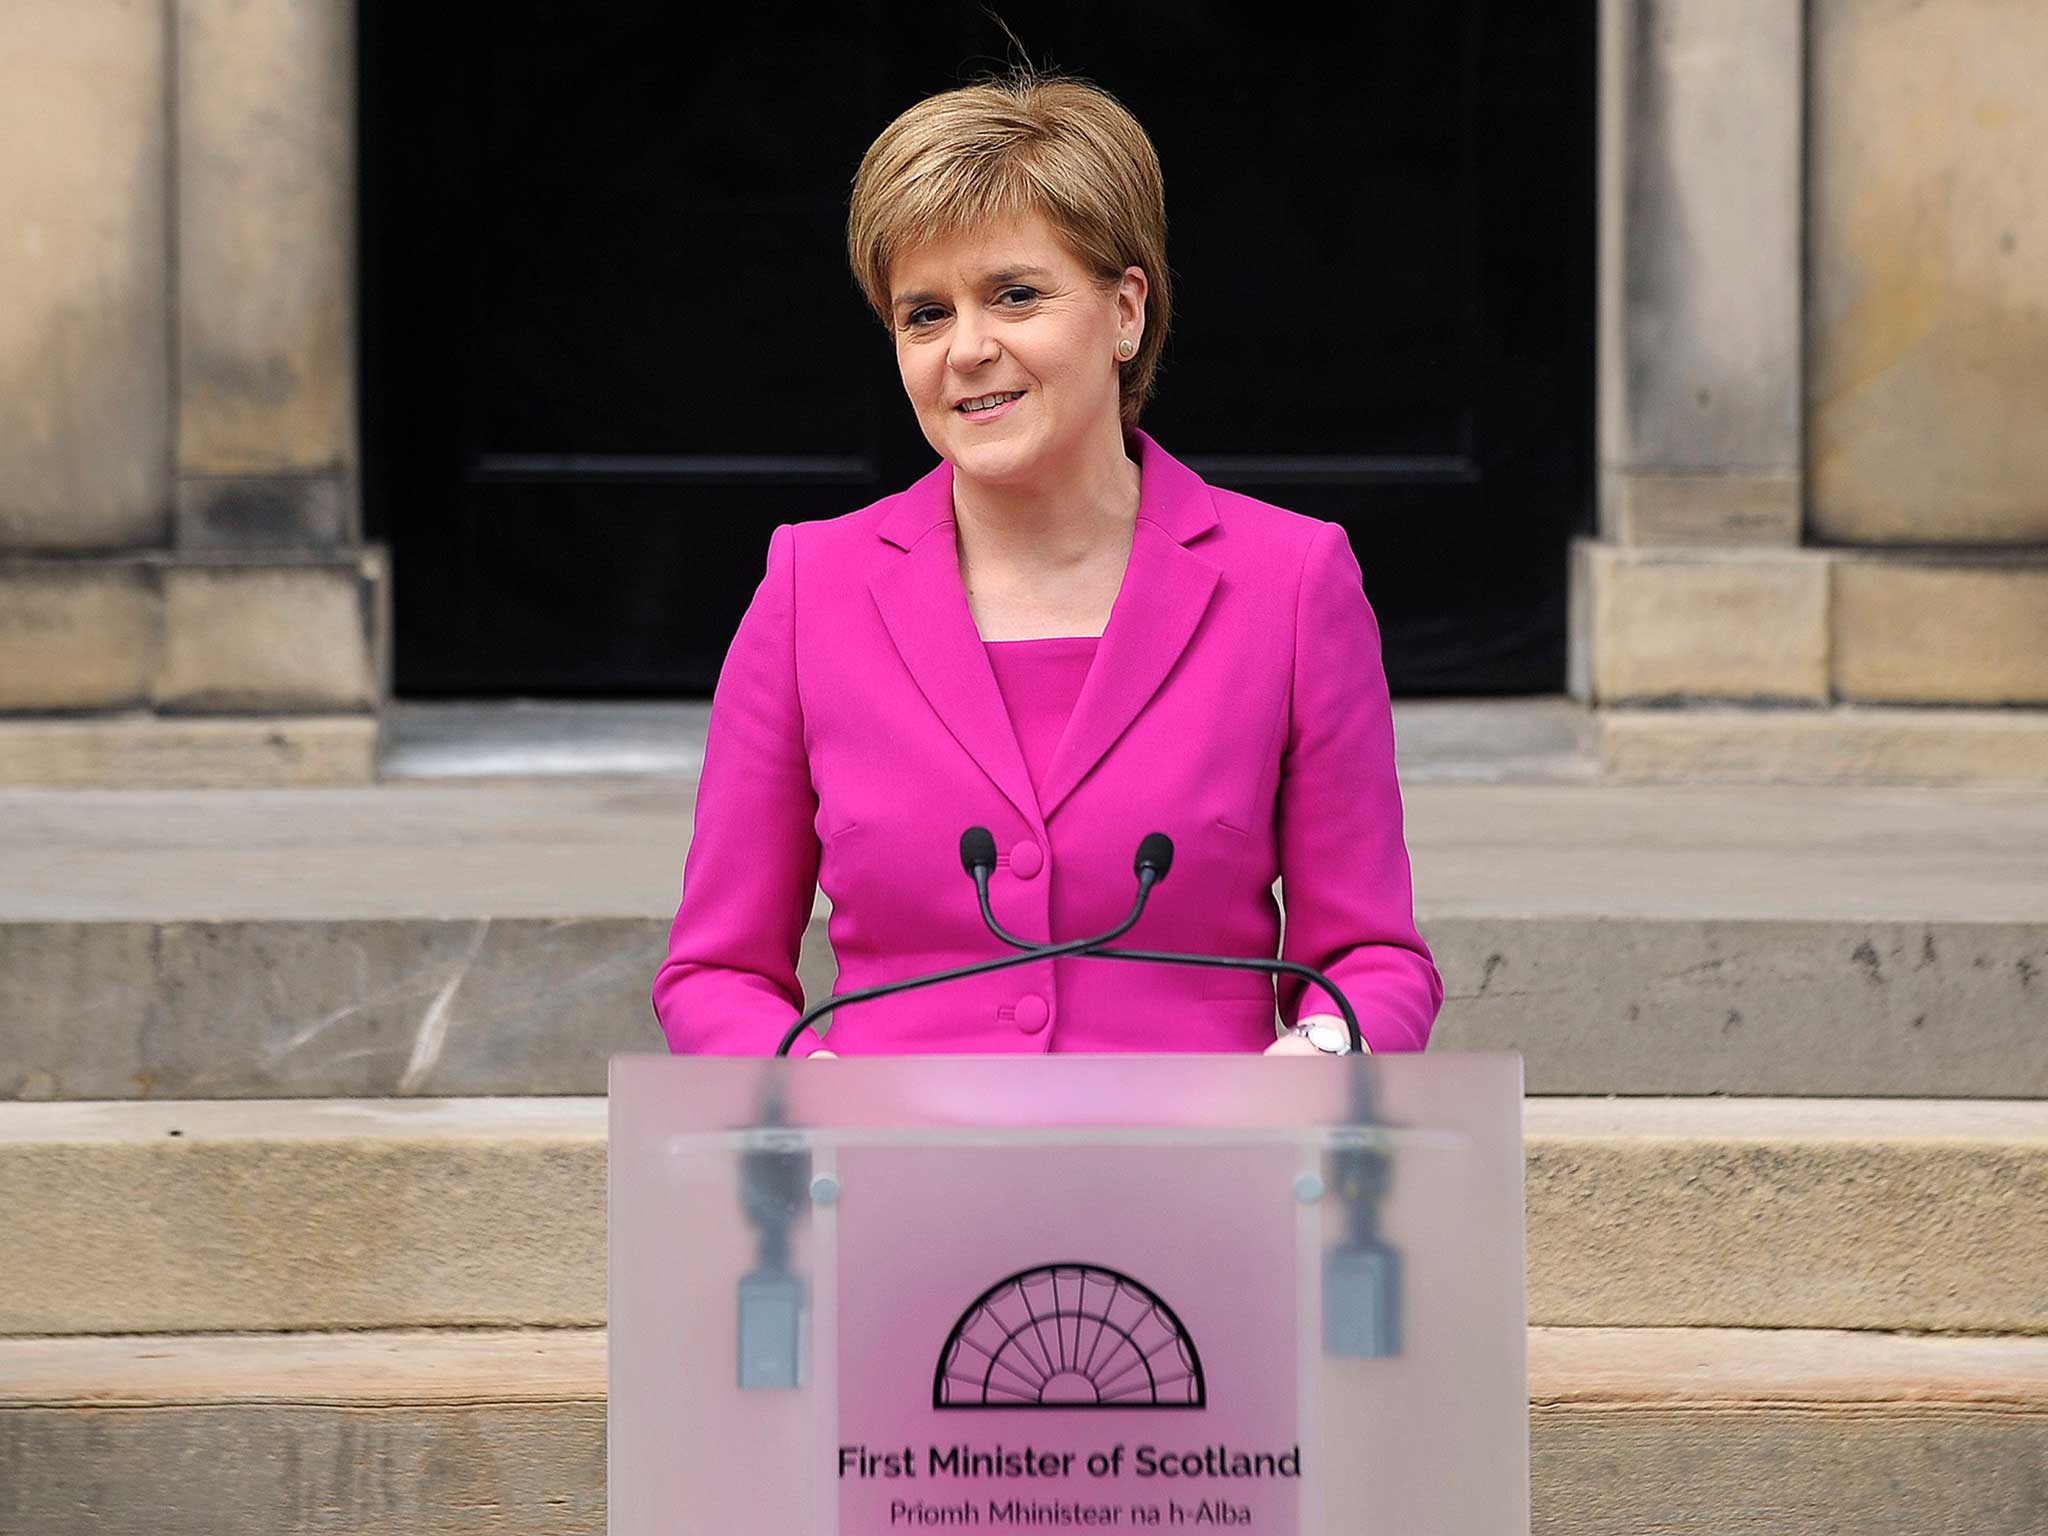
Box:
157, 554, 383, 711
1528, 1327, 2048, 1536
0, 715, 379, 788
0, 1098, 610, 1335
0, 561, 156, 708
1600, 705, 2048, 786
1524, 1097, 2048, 1332
1598, 468, 1801, 546
0, 1330, 608, 1536
1426, 917, 2048, 1098
175, 0, 355, 478
1599, 0, 1802, 475
143, 917, 664, 1098
1572, 541, 1830, 703
1808, 0, 2048, 542
0, 923, 156, 1101
0, 0, 171, 549
175, 473, 352, 550
1833, 559, 2048, 704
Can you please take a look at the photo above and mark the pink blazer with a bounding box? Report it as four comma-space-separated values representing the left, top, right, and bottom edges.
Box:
653, 428, 1442, 1056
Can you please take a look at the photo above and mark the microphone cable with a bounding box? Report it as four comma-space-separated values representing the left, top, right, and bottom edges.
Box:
958, 825, 1364, 1054
773, 840, 1166, 1055
774, 827, 1360, 1055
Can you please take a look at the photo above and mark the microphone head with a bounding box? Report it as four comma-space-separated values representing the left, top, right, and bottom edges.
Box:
960, 826, 999, 876
1135, 832, 1174, 881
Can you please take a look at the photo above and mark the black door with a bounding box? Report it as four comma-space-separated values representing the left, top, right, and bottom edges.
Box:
361, 3, 1593, 695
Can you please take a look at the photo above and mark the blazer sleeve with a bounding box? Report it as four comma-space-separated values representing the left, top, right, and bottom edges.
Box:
1274, 519, 1444, 1052
652, 522, 828, 1056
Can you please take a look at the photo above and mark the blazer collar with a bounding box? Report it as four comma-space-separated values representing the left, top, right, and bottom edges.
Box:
868, 428, 1223, 831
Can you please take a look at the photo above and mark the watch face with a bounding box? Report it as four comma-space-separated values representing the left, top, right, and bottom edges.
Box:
1305, 1019, 1352, 1054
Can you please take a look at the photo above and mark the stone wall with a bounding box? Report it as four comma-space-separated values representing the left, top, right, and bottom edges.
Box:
1807, 0, 2048, 546
0, 1, 170, 550
1577, 0, 2048, 783
0, 0, 381, 786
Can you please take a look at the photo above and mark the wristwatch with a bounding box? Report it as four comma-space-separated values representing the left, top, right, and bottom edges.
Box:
1286, 1017, 1357, 1055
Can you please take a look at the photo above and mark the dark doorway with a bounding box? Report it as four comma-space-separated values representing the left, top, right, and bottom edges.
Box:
360, 3, 1593, 695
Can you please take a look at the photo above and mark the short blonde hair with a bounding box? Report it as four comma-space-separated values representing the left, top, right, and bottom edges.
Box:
846, 64, 1172, 437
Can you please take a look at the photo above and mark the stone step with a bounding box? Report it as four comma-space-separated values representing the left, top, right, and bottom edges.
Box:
3, 778, 2044, 1099
3, 1096, 2041, 1337
3, 1325, 2042, 1534
11, 911, 2045, 1100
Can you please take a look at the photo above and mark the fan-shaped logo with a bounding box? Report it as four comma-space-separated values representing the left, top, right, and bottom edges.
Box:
933, 1263, 1207, 1411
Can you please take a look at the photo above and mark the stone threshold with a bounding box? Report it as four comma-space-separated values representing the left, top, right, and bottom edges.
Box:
1599, 704, 2048, 786
0, 713, 379, 787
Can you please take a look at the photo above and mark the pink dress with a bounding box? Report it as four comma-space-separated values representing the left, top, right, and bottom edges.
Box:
981, 635, 1144, 1046
982, 636, 1099, 805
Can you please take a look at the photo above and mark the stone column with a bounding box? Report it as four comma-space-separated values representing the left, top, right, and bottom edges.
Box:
0, 0, 385, 786
175, 0, 359, 549
1807, 0, 2048, 548
1576, 0, 2048, 784
0, 1, 171, 553
1595, 0, 1804, 549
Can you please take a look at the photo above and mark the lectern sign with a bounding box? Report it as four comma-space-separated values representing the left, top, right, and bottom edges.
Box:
608, 1054, 1529, 1536
934, 1264, 1206, 1409
834, 1139, 1303, 1531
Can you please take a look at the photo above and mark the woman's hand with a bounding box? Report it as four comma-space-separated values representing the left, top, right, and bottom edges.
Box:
1262, 1015, 1371, 1056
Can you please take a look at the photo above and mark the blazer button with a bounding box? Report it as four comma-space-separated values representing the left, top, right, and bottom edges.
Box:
1011, 839, 1044, 879
1015, 994, 1050, 1034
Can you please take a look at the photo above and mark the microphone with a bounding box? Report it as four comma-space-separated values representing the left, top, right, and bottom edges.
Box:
778, 827, 1361, 1055
1134, 831, 1174, 885
773, 835, 1167, 1056
959, 826, 1364, 1054
961, 824, 1172, 889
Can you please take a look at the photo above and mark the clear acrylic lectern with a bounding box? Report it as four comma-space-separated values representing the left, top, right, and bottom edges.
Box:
609, 1053, 1527, 1535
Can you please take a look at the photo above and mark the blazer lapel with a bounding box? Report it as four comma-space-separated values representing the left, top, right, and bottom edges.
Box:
1037, 431, 1221, 820
867, 429, 1223, 832
870, 461, 1043, 834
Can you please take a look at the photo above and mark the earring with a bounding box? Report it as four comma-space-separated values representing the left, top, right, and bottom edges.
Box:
1117, 338, 1136, 359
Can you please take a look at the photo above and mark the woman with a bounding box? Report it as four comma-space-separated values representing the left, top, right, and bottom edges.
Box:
654, 66, 1441, 1058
